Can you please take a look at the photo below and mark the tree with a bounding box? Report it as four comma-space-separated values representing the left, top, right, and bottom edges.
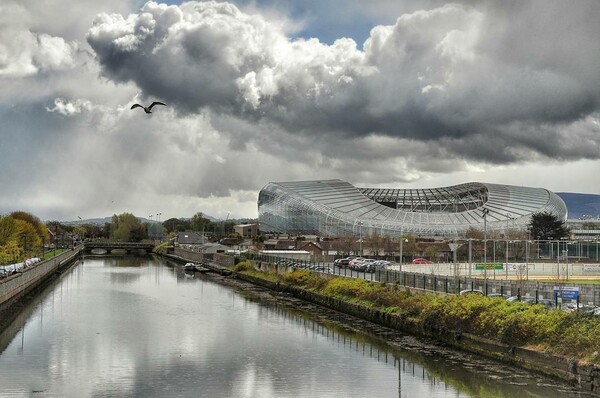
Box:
0, 215, 19, 264
397, 235, 419, 260
424, 246, 440, 262
111, 213, 147, 242
366, 231, 384, 256
15, 219, 41, 257
338, 235, 357, 256
10, 211, 48, 242
191, 212, 210, 232
529, 212, 570, 240
0, 215, 18, 246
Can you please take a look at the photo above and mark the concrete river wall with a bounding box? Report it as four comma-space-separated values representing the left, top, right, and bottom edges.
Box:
0, 248, 81, 328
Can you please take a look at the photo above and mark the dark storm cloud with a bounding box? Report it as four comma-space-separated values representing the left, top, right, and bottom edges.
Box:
86, 1, 600, 165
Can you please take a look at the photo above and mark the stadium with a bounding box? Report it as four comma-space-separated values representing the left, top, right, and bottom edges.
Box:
257, 180, 567, 238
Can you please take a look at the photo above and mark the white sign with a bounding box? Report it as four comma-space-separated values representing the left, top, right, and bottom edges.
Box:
583, 264, 600, 272
508, 263, 526, 271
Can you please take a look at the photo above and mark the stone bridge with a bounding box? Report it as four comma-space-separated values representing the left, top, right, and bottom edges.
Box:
83, 242, 155, 255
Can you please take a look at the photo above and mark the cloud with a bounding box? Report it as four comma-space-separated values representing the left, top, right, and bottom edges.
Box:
86, 1, 600, 169
46, 98, 93, 116
0, 4, 77, 77
1, 0, 599, 222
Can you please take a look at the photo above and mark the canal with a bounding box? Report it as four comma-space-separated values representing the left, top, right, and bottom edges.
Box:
0, 256, 586, 397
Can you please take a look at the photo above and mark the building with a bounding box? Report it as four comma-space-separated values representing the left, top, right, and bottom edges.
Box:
258, 179, 567, 239
566, 218, 600, 241
234, 223, 258, 238
176, 232, 205, 250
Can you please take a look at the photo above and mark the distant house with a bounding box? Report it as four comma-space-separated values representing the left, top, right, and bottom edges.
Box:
263, 239, 297, 251
298, 241, 323, 257
177, 232, 206, 250
259, 250, 311, 261
416, 241, 452, 261
234, 223, 258, 238
196, 242, 229, 254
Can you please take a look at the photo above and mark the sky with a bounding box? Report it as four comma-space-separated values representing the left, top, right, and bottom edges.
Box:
1, 0, 599, 222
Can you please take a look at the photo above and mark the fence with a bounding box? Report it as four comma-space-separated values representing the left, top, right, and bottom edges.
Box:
240, 252, 600, 307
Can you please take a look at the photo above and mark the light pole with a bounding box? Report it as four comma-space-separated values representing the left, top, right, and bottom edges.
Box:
482, 208, 489, 264
482, 208, 489, 285
157, 213, 162, 242
358, 221, 363, 257
399, 232, 408, 273
555, 239, 560, 281
505, 240, 510, 280
505, 213, 512, 232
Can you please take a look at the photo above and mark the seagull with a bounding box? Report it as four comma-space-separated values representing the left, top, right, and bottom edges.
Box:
131, 101, 166, 113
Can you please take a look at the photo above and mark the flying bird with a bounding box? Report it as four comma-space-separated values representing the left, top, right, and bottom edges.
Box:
131, 101, 166, 113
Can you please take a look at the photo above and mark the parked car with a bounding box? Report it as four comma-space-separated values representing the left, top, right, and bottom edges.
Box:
305, 264, 333, 273
348, 258, 369, 270
334, 257, 356, 267
459, 289, 484, 296
364, 260, 390, 272
412, 258, 432, 264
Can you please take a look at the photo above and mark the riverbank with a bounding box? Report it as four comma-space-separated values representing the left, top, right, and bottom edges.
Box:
224, 260, 600, 395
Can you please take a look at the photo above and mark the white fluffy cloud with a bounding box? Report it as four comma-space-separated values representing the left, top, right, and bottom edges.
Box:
0, 4, 78, 77
87, 1, 600, 166
46, 98, 93, 115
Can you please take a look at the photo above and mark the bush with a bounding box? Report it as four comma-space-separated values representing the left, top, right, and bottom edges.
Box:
283, 269, 326, 289
233, 260, 253, 273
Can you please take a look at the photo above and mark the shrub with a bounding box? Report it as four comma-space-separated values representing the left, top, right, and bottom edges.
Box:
233, 260, 253, 273
283, 269, 325, 289
322, 277, 375, 299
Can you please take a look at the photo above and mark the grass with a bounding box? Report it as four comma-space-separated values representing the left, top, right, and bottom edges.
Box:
40, 249, 69, 260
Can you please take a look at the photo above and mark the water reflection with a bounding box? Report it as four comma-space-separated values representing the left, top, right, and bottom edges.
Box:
0, 257, 584, 397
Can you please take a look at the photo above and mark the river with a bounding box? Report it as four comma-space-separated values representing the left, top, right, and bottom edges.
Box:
0, 256, 585, 397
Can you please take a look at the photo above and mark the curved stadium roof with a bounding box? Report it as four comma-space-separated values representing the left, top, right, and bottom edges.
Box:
257, 180, 567, 238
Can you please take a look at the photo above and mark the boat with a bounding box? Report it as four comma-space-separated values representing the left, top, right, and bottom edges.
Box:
184, 262, 196, 271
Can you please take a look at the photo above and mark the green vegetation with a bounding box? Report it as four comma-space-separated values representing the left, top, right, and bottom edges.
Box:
152, 241, 170, 255
111, 213, 147, 242
40, 249, 69, 260
529, 211, 570, 240
234, 267, 600, 364
0, 211, 49, 264
234, 260, 278, 281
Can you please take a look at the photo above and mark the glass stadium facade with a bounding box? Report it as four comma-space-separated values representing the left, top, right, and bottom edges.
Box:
257, 180, 567, 238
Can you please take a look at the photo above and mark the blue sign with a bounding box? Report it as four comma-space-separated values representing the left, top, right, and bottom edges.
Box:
553, 286, 580, 300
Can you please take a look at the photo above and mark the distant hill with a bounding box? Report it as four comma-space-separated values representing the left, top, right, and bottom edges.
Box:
60, 214, 245, 225
557, 192, 600, 219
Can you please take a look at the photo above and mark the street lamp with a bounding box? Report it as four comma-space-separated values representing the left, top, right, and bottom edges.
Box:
20, 234, 28, 261
482, 208, 490, 284
358, 221, 363, 256
482, 208, 489, 264
399, 233, 408, 273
